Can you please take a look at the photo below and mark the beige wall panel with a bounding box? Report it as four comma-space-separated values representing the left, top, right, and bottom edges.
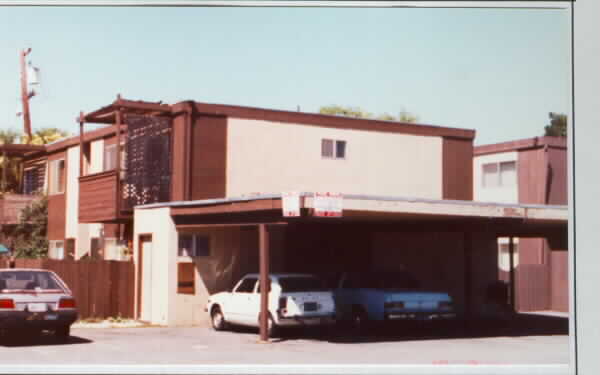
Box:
227, 119, 443, 198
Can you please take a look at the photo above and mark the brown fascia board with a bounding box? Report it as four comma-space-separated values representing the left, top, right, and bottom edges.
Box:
474, 136, 567, 156
171, 101, 475, 140
40, 124, 118, 155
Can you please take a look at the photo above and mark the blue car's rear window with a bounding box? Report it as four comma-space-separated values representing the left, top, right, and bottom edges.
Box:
346, 272, 420, 289
279, 277, 327, 293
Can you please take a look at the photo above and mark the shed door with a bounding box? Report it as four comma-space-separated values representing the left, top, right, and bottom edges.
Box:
139, 236, 154, 322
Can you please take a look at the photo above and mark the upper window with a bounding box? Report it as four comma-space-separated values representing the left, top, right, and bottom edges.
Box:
23, 164, 45, 195
104, 144, 117, 172
48, 159, 65, 195
322, 139, 346, 159
178, 234, 211, 257
482, 161, 516, 188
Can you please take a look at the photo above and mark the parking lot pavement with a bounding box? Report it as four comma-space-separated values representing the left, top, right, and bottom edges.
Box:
0, 322, 570, 366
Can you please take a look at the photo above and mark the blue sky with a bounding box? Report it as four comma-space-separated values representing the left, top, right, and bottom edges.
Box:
0, 6, 570, 145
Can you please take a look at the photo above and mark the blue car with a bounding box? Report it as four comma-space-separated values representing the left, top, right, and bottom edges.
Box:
333, 271, 456, 329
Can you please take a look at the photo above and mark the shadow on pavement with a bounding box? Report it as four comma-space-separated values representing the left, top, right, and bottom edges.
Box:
223, 313, 569, 344
324, 314, 569, 344
0, 331, 92, 347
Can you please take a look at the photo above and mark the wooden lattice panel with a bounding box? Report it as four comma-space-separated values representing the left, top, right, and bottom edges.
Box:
122, 114, 172, 210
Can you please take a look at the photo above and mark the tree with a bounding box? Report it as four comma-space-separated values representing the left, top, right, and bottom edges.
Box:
0, 129, 23, 193
23, 127, 70, 145
544, 112, 567, 137
319, 105, 419, 123
11, 196, 49, 259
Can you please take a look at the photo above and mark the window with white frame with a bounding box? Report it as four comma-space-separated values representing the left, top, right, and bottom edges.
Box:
48, 159, 65, 194
104, 144, 117, 172
178, 234, 210, 257
321, 139, 346, 159
482, 161, 516, 188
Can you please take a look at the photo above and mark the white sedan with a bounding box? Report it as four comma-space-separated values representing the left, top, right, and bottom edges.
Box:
206, 273, 336, 336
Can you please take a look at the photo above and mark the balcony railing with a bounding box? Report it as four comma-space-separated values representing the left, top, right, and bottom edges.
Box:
78, 170, 122, 223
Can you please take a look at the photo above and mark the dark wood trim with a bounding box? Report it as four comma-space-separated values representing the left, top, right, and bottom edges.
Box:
508, 236, 516, 311
191, 102, 475, 140
136, 234, 152, 320
442, 137, 473, 200
463, 232, 472, 329
79, 169, 118, 183
170, 199, 283, 217
474, 136, 567, 156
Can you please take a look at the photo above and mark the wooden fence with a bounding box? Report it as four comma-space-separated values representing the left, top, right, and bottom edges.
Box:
0, 258, 135, 320
515, 264, 550, 312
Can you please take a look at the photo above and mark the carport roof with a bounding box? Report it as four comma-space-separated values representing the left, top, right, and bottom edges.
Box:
136, 193, 568, 238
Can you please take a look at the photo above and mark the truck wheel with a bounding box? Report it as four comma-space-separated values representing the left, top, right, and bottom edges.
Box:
211, 306, 227, 331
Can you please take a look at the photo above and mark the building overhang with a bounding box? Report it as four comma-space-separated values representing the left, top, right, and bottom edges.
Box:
136, 193, 568, 239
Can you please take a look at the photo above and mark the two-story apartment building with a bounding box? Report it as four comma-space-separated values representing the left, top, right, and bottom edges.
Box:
14, 97, 567, 326
473, 136, 568, 312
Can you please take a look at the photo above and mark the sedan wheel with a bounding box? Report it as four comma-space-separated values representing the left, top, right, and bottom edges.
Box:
211, 307, 227, 331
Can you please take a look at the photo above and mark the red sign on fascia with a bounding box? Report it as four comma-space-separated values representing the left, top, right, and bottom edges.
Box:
313, 192, 343, 217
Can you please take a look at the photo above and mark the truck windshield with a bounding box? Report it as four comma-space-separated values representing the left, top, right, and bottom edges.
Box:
279, 277, 327, 293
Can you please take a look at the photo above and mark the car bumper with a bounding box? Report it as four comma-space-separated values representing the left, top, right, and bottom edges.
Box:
384, 312, 457, 321
277, 313, 337, 327
0, 310, 78, 330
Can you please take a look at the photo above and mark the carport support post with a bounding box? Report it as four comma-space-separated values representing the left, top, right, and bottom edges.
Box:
463, 232, 472, 333
259, 224, 270, 342
508, 236, 516, 311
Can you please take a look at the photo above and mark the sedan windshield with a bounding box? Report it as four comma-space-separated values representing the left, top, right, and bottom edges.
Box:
0, 270, 64, 292
278, 277, 327, 293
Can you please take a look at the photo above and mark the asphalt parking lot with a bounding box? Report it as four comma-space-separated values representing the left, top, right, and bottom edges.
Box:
0, 313, 569, 366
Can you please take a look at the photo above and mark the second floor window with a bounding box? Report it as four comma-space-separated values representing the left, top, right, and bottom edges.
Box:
322, 139, 347, 159
482, 161, 517, 188
49, 159, 65, 195
104, 144, 117, 172
23, 164, 45, 195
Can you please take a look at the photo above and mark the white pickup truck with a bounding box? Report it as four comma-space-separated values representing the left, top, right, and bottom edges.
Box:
206, 273, 336, 335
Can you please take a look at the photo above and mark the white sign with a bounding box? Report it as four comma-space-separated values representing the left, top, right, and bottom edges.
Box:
314, 192, 343, 217
282, 192, 301, 217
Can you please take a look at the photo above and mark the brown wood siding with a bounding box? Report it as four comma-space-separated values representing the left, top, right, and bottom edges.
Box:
79, 170, 118, 223
171, 112, 188, 201
47, 194, 66, 240
550, 250, 569, 312
547, 148, 568, 205
442, 137, 473, 200
190, 115, 227, 200
518, 238, 544, 265
518, 148, 546, 204
47, 151, 67, 241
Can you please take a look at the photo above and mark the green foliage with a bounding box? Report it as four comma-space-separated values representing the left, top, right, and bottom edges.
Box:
544, 112, 567, 137
0, 129, 23, 193
12, 196, 49, 259
319, 105, 419, 123
23, 127, 71, 145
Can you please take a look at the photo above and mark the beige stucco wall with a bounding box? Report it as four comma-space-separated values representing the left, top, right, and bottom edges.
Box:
226, 119, 443, 198
133, 207, 176, 326
132, 209, 280, 327
473, 151, 519, 203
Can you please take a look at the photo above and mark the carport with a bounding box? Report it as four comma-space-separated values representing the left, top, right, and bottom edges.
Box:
134, 193, 568, 341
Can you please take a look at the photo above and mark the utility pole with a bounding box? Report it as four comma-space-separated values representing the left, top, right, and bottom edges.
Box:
20, 48, 35, 144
